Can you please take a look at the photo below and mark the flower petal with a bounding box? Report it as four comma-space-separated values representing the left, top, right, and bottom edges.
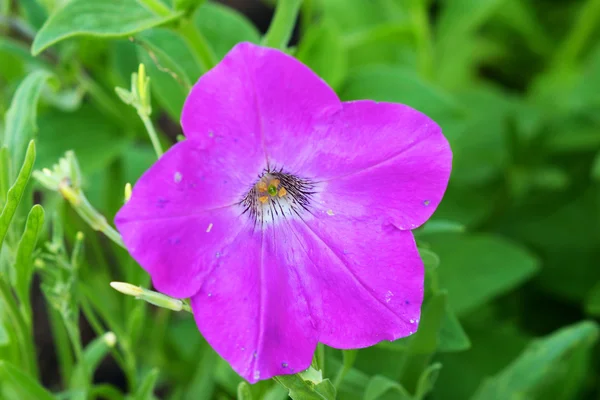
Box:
115, 140, 251, 298
309, 100, 452, 229
290, 211, 423, 348
180, 42, 341, 171
191, 224, 319, 383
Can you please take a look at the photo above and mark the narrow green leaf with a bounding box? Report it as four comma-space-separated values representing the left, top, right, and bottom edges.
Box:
31, 0, 183, 55
135, 368, 159, 400
14, 205, 44, 305
3, 71, 50, 176
363, 375, 411, 400
471, 321, 599, 400
0, 361, 54, 400
0, 141, 36, 248
414, 363, 442, 400
0, 147, 9, 209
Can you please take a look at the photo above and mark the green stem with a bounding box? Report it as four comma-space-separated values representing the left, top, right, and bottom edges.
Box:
262, 0, 303, 49
139, 112, 164, 158
553, 0, 600, 68
62, 188, 125, 248
178, 19, 218, 72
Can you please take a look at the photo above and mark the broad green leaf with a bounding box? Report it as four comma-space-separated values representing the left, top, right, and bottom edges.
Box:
296, 20, 347, 90
135, 368, 159, 400
340, 65, 464, 124
32, 0, 183, 55
416, 220, 465, 236
0, 38, 48, 83
0, 361, 54, 400
433, 319, 530, 400
137, 28, 197, 120
471, 321, 599, 400
585, 282, 600, 315
363, 375, 411, 400
36, 105, 130, 175
438, 306, 471, 352
0, 141, 35, 248
14, 205, 44, 304
409, 292, 447, 355
436, 0, 505, 38
424, 233, 539, 315
3, 70, 51, 176
194, 2, 261, 60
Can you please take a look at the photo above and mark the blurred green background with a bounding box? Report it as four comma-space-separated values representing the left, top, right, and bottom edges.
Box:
1, 0, 600, 399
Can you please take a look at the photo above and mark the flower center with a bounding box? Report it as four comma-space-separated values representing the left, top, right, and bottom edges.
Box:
239, 169, 315, 225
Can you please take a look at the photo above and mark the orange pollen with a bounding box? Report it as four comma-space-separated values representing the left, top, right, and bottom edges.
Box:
278, 187, 287, 197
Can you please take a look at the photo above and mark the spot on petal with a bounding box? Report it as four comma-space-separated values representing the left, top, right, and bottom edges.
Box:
206, 223, 213, 233
423, 200, 431, 206
253, 371, 260, 380
385, 290, 394, 303
281, 362, 288, 368
173, 171, 182, 183
326, 209, 335, 216
410, 318, 415, 323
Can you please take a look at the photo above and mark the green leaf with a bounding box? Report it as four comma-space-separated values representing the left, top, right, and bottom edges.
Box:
194, 2, 261, 60
424, 233, 539, 315
0, 361, 54, 400
0, 147, 9, 209
296, 20, 347, 90
275, 368, 336, 400
135, 368, 159, 400
237, 382, 253, 400
36, 105, 130, 175
471, 321, 599, 400
3, 70, 51, 177
14, 205, 44, 304
333, 350, 358, 388
363, 375, 411, 400
32, 0, 183, 55
585, 282, 600, 316
340, 65, 464, 124
438, 305, 471, 353
137, 28, 197, 120
0, 141, 36, 248
409, 292, 447, 355
414, 363, 442, 400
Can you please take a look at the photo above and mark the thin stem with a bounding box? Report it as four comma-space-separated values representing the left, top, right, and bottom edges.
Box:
178, 19, 218, 72
553, 0, 600, 69
139, 112, 164, 158
262, 0, 303, 49
63, 189, 125, 249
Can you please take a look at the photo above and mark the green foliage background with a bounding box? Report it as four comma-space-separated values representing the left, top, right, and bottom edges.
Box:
1, 0, 600, 399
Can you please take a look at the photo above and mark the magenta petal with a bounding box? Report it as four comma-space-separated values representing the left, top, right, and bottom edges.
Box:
191, 225, 319, 383
290, 212, 423, 348
310, 100, 452, 229
180, 42, 341, 171
115, 140, 250, 298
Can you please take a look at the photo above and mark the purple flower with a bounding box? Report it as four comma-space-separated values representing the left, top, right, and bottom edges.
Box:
115, 42, 451, 383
